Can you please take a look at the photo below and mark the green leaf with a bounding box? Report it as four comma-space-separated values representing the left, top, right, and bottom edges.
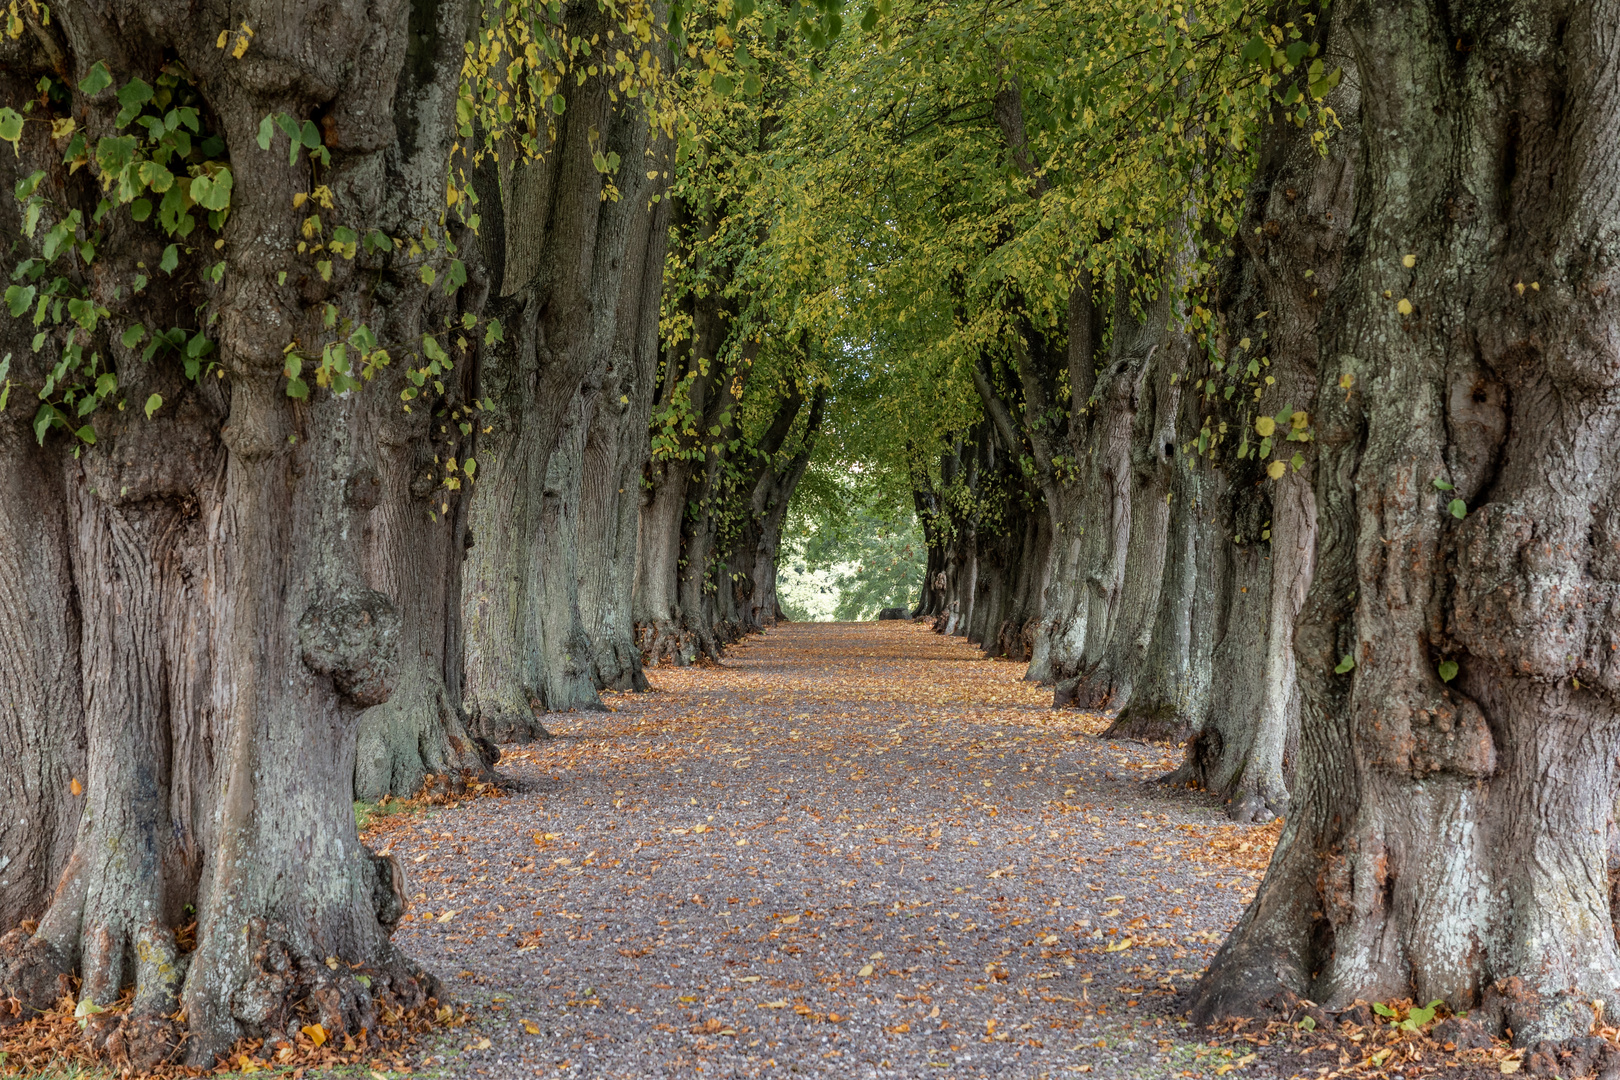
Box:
443, 259, 467, 294
5, 284, 36, 317
286, 376, 309, 399
94, 134, 138, 176
159, 244, 179, 274
114, 77, 153, 126
0, 108, 24, 154
121, 323, 147, 348
484, 317, 503, 345
1334, 654, 1355, 674
79, 62, 113, 96
256, 114, 275, 151
32, 403, 55, 443
861, 5, 878, 31
1432, 477, 1454, 491
1438, 660, 1458, 683
190, 169, 233, 212
135, 160, 173, 193
130, 197, 152, 222
1371, 1003, 1397, 1019
419, 265, 436, 287
94, 372, 117, 398
144, 392, 163, 418
1449, 498, 1467, 519
15, 169, 44, 200
75, 424, 95, 444
300, 120, 321, 148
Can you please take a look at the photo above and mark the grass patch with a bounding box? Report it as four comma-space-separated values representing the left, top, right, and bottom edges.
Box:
354, 794, 424, 834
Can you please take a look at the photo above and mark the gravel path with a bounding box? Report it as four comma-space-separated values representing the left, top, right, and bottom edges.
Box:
375, 621, 1280, 1079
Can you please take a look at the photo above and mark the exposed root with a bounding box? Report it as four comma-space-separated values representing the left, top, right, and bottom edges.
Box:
0, 978, 470, 1078
636, 619, 698, 667
0, 928, 71, 1026
1102, 705, 1190, 743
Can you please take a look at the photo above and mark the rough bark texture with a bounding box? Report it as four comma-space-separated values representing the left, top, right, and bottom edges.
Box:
577, 149, 670, 691
0, 0, 480, 1064
1195, 0, 1620, 1045
461, 1, 668, 732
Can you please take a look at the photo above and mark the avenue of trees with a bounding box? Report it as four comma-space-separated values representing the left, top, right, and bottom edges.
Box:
1, 0, 1617, 1067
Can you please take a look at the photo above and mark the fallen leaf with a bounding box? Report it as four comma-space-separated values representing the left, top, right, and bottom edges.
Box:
301, 1024, 327, 1047
858, 964, 874, 977
69, 778, 82, 796
521, 1019, 539, 1035
760, 1000, 788, 1009
1105, 936, 1134, 952
780, 914, 800, 926
438, 910, 458, 923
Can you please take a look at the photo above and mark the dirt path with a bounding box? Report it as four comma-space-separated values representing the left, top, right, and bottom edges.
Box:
375, 621, 1278, 1079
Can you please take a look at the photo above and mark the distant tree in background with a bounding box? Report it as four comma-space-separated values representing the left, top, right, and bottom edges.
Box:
778, 467, 925, 621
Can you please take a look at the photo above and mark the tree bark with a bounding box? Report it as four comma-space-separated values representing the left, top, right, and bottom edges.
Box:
0, 0, 541, 1064
461, 0, 666, 732
1194, 0, 1620, 1044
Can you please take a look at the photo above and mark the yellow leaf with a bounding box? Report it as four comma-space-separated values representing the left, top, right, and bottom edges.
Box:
780, 914, 799, 926
69, 777, 82, 796
858, 964, 874, 977
1254, 416, 1275, 437
1102, 895, 1124, 903
324, 956, 339, 969
692, 823, 709, 834
759, 1000, 788, 1009
301, 1023, 327, 1047
1267, 460, 1287, 479
1105, 936, 1134, 952
521, 1019, 539, 1035
438, 909, 458, 923
1501, 1060, 1521, 1074
1397, 298, 1413, 315
1402, 254, 1416, 268
216, 29, 229, 48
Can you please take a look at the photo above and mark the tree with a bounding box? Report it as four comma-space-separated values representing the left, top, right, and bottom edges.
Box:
0, 0, 670, 1064
1195, 0, 1620, 1043
459, 0, 673, 736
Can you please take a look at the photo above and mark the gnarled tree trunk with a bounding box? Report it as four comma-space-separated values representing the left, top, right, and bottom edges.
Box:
1194, 0, 1620, 1045
0, 0, 479, 1063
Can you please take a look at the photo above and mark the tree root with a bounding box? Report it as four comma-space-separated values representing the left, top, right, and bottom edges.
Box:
0, 928, 72, 1025
226, 917, 438, 1051
1102, 705, 1190, 743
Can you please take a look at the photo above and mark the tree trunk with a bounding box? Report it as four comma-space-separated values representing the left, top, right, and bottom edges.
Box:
531, 381, 604, 711
1108, 385, 1214, 741
1194, 0, 1620, 1044
0, 423, 83, 933
578, 150, 670, 691
0, 0, 668, 1064
461, 0, 665, 734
